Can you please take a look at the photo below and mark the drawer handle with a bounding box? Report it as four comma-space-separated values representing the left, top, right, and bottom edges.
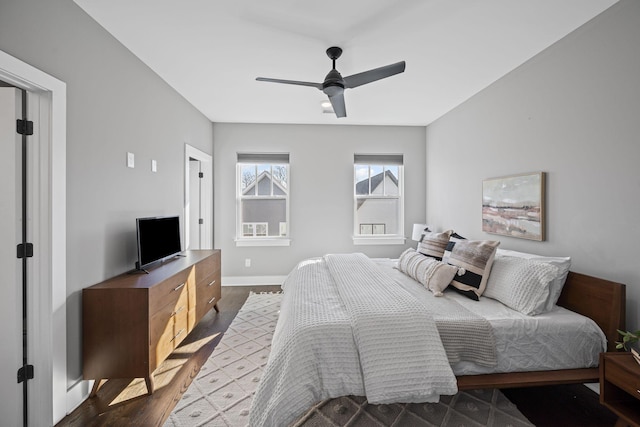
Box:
208, 296, 216, 305
170, 328, 185, 342
173, 283, 186, 292
207, 279, 216, 287
171, 306, 185, 317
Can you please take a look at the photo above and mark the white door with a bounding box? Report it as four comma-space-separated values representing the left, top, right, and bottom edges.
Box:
0, 87, 24, 426
188, 158, 202, 249
185, 144, 212, 250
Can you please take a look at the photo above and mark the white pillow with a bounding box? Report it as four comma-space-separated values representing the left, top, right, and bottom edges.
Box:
496, 249, 571, 311
484, 256, 559, 315
396, 248, 462, 296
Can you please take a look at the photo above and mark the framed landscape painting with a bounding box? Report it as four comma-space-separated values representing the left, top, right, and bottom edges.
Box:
482, 172, 545, 241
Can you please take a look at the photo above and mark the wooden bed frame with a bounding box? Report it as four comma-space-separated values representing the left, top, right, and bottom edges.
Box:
457, 271, 626, 390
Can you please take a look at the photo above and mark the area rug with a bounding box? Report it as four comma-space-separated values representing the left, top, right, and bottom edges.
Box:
164, 292, 534, 427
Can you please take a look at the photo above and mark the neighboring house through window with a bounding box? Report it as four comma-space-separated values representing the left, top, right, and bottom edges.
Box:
242, 222, 268, 237
354, 154, 405, 245
236, 153, 290, 246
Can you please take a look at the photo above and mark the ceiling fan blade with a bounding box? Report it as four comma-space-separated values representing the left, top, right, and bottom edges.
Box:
343, 61, 406, 89
256, 77, 322, 89
329, 92, 346, 118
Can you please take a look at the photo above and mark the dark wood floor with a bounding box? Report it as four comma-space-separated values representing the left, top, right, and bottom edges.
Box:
57, 286, 619, 427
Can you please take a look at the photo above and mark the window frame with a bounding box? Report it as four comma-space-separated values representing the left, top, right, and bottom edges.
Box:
353, 155, 405, 245
236, 153, 291, 247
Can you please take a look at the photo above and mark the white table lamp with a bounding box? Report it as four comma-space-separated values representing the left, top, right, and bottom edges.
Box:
412, 224, 430, 241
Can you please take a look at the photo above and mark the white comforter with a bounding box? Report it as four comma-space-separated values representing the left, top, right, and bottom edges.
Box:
249, 254, 459, 427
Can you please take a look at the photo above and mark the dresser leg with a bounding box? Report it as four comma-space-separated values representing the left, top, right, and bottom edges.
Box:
145, 375, 155, 395
89, 379, 104, 397
214, 303, 219, 313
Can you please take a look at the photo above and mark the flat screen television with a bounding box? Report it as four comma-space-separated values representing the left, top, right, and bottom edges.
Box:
135, 215, 182, 271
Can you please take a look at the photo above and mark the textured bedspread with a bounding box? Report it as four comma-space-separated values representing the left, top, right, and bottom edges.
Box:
249, 254, 495, 427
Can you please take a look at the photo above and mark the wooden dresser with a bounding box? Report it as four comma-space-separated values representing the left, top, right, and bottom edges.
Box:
82, 249, 221, 396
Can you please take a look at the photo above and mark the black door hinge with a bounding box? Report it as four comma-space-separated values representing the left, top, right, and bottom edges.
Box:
17, 365, 34, 383
198, 172, 204, 178
17, 243, 34, 259
198, 218, 204, 225
16, 119, 34, 136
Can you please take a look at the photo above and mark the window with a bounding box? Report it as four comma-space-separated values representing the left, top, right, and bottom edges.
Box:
237, 153, 290, 246
354, 154, 404, 245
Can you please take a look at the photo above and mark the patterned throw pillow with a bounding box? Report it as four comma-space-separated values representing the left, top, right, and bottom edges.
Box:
441, 232, 466, 264
396, 248, 462, 296
444, 239, 500, 300
416, 230, 453, 260
484, 256, 560, 315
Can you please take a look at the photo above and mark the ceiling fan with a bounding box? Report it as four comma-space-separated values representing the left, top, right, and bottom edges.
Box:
256, 47, 406, 118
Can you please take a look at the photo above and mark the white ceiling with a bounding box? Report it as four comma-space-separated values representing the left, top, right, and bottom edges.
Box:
74, 0, 616, 126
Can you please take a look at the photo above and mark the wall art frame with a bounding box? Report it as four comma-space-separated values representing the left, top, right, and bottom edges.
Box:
482, 172, 545, 241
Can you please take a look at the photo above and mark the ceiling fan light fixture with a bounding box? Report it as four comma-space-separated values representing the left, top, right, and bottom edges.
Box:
321, 100, 334, 114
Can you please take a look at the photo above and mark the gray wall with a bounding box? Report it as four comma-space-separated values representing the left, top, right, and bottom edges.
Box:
213, 123, 426, 277
425, 0, 640, 331
0, 0, 214, 385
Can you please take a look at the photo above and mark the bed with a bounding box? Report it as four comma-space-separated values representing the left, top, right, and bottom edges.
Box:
249, 241, 626, 427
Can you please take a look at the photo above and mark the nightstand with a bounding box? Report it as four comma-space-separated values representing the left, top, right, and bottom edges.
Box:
600, 352, 640, 427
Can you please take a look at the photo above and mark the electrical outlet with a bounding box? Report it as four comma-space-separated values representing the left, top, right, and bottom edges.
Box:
245, 258, 251, 267
127, 152, 135, 168
151, 159, 157, 172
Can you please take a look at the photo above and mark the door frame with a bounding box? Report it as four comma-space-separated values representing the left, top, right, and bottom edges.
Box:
184, 144, 212, 250
0, 50, 67, 425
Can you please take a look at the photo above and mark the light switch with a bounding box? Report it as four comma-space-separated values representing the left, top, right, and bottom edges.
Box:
151, 159, 157, 172
127, 152, 135, 168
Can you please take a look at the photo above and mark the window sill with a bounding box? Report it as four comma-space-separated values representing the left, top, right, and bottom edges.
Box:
352, 235, 406, 246
235, 238, 291, 247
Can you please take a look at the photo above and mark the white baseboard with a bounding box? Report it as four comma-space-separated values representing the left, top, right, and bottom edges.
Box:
66, 378, 92, 415
222, 276, 286, 286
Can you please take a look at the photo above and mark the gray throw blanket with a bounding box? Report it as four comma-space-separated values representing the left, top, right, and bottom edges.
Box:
325, 253, 457, 404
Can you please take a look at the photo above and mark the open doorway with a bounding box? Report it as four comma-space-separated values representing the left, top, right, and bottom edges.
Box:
184, 144, 212, 250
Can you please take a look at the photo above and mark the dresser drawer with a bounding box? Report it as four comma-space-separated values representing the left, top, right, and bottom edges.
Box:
150, 290, 189, 346
197, 269, 220, 292
149, 271, 194, 314
152, 307, 189, 370
195, 254, 220, 286
196, 285, 220, 320
196, 296, 219, 320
